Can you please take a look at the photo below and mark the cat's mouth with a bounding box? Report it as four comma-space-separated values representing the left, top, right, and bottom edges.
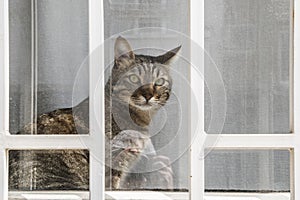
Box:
132, 101, 154, 110
125, 148, 141, 154
130, 97, 160, 110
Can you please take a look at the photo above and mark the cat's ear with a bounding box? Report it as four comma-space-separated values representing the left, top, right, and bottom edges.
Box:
155, 45, 181, 65
114, 36, 135, 65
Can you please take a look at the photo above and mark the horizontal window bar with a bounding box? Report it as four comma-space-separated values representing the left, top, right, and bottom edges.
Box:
7, 191, 291, 200
1, 132, 299, 149
0, 134, 94, 149
205, 134, 300, 148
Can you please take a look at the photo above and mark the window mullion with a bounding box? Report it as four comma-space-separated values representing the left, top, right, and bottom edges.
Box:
293, 0, 300, 199
90, 155, 104, 200
89, 0, 104, 199
0, 148, 8, 200
0, 0, 8, 198
0, 0, 8, 133
294, 0, 299, 134
190, 0, 204, 199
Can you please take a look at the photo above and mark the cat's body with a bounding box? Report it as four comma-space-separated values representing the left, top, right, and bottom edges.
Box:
9, 99, 90, 190
9, 37, 180, 191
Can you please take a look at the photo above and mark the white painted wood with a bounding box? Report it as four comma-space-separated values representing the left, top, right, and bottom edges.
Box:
0, 0, 9, 133
89, 0, 105, 199
294, 0, 299, 134
0, 0, 9, 199
21, 194, 82, 200
294, 0, 300, 199
207, 134, 300, 148
0, 1, 4, 133
0, 0, 105, 199
205, 192, 290, 200
190, 0, 204, 199
0, 0, 297, 199
7, 191, 291, 200
106, 191, 172, 200
9, 191, 89, 200
0, 149, 8, 200
1, 134, 89, 149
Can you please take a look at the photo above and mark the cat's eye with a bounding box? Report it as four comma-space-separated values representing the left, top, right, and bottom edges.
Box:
154, 78, 165, 86
128, 75, 140, 84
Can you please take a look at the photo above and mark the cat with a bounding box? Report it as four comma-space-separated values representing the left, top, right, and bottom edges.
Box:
9, 36, 181, 191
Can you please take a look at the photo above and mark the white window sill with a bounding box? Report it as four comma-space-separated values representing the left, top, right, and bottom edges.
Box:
205, 192, 290, 200
8, 191, 290, 200
8, 191, 89, 200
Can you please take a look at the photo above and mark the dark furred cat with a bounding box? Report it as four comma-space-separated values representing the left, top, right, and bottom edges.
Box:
9, 37, 180, 190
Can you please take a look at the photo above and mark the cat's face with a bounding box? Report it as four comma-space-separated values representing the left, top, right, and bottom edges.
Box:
111, 37, 181, 111
113, 61, 172, 111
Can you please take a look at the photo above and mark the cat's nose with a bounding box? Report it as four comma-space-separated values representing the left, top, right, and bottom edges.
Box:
143, 93, 153, 102
139, 84, 154, 102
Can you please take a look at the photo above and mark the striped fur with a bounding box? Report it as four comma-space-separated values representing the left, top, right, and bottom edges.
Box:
9, 37, 181, 191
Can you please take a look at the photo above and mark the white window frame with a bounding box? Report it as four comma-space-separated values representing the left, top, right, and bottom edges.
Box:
191, 1, 299, 200
0, 0, 104, 199
0, 0, 299, 200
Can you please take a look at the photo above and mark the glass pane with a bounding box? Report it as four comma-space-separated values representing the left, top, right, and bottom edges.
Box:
205, 0, 291, 134
9, 150, 89, 191
104, 0, 190, 192
9, 0, 89, 135
8, 0, 90, 195
205, 149, 291, 195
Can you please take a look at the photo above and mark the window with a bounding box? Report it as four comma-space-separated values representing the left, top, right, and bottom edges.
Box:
104, 0, 190, 191
0, 0, 299, 200
204, 0, 292, 195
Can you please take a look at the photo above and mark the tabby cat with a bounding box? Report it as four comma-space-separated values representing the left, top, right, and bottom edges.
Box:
9, 37, 181, 191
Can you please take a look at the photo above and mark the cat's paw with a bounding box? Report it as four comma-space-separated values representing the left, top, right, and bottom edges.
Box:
147, 155, 174, 189
110, 130, 149, 171
111, 130, 148, 154
111, 175, 121, 189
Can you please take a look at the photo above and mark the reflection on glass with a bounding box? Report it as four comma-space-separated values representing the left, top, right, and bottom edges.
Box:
8, 0, 90, 195
205, 0, 291, 134
9, 0, 89, 135
9, 150, 89, 191
104, 0, 190, 191
205, 149, 290, 193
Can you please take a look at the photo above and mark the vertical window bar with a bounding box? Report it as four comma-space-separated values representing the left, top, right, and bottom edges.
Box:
290, 149, 295, 200
293, 0, 300, 199
291, 0, 296, 199
0, 2, 5, 132
0, 150, 8, 200
0, 0, 8, 133
191, 0, 204, 199
0, 0, 9, 198
89, 0, 104, 199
